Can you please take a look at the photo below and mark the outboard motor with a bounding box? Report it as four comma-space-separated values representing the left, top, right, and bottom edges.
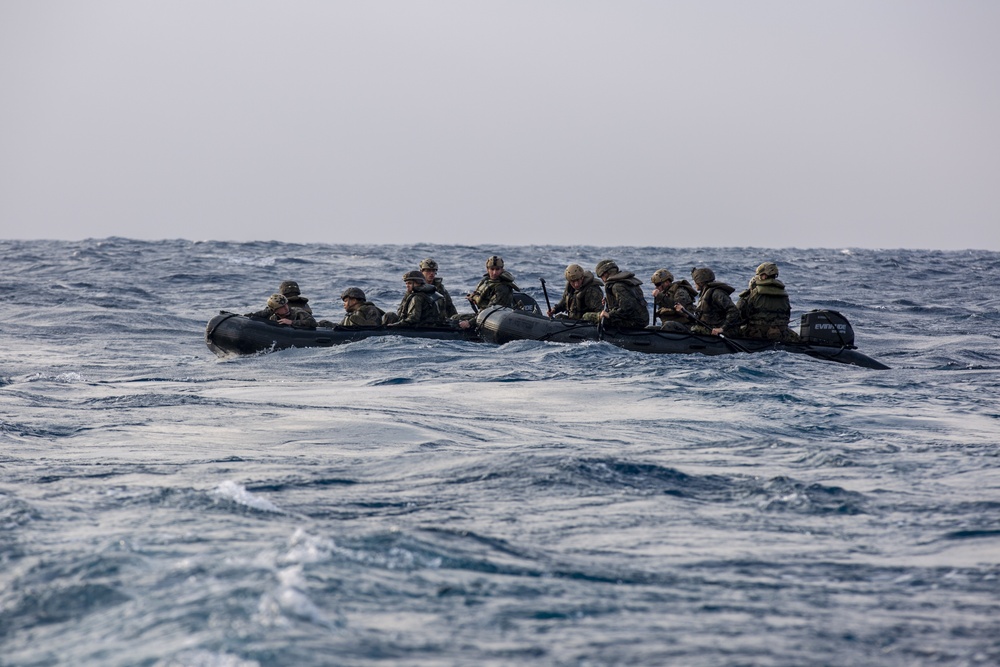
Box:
512, 291, 542, 315
799, 310, 855, 348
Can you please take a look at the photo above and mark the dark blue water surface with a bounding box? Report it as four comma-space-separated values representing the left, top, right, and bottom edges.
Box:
1, 239, 999, 666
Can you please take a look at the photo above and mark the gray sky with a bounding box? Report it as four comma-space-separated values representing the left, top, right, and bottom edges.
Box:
2, 1, 998, 249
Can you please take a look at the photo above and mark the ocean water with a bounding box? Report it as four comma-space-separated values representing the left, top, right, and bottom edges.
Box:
1, 238, 998, 667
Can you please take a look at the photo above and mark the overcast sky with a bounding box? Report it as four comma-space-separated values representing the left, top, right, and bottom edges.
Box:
1, 1, 998, 249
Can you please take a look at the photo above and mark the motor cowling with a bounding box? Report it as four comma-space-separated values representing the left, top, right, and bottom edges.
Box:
799, 310, 855, 348
512, 291, 541, 315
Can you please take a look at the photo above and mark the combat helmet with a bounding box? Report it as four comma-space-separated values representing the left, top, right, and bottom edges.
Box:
419, 258, 439, 271
651, 269, 674, 285
595, 259, 619, 278
278, 280, 301, 297
403, 270, 426, 284
341, 287, 366, 301
485, 255, 504, 269
691, 267, 715, 285
266, 293, 289, 311
564, 263, 585, 281
755, 262, 779, 278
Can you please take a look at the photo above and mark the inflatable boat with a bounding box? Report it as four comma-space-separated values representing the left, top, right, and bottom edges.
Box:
475, 306, 890, 370
206, 300, 887, 370
206, 292, 543, 357
205, 312, 481, 357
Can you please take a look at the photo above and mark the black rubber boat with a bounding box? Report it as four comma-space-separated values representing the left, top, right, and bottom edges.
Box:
206, 299, 887, 370
205, 312, 481, 357
475, 306, 890, 370
207, 292, 544, 358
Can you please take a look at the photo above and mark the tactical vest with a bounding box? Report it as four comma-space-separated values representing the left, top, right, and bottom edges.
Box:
605, 274, 649, 328
473, 275, 518, 308
396, 288, 440, 326
432, 278, 458, 317
655, 281, 696, 322
741, 281, 793, 340
565, 276, 604, 319
341, 302, 384, 326
286, 296, 312, 314
425, 290, 446, 322
695, 282, 736, 328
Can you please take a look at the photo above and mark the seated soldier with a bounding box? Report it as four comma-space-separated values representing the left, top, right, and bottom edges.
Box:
734, 262, 800, 342
339, 287, 385, 326
383, 271, 444, 327
594, 259, 649, 328
549, 263, 604, 321
419, 258, 458, 318
468, 255, 518, 309
458, 256, 519, 329
245, 294, 317, 328
677, 267, 739, 335
650, 269, 696, 332
278, 280, 312, 314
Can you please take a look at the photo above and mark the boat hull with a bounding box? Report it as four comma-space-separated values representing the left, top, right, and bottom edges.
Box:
205, 312, 480, 357
475, 306, 889, 370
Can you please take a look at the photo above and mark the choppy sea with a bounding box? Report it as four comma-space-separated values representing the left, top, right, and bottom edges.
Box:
1, 238, 999, 666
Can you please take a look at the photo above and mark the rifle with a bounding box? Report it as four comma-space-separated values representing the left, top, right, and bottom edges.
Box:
678, 306, 750, 354
539, 278, 553, 319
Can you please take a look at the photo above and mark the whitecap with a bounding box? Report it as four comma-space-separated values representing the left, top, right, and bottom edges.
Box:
153, 650, 261, 667
225, 255, 277, 267
24, 372, 88, 383
255, 565, 343, 629
210, 480, 283, 513
278, 527, 335, 565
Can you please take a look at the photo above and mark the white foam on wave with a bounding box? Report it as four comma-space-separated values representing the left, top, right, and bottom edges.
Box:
255, 564, 343, 629
278, 527, 336, 565
225, 254, 277, 267
25, 372, 88, 383
210, 480, 283, 513
153, 650, 261, 667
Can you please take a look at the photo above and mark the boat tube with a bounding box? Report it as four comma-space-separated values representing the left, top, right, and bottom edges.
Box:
206, 292, 542, 357
205, 312, 481, 357
475, 306, 890, 370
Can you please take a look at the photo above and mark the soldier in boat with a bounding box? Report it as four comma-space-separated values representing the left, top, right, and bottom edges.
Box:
548, 263, 605, 322
245, 293, 317, 328
732, 262, 800, 342
383, 271, 445, 327
419, 258, 458, 318
468, 255, 518, 310
594, 259, 649, 329
339, 287, 385, 327
678, 267, 739, 335
278, 280, 313, 314
458, 256, 519, 329
650, 269, 696, 332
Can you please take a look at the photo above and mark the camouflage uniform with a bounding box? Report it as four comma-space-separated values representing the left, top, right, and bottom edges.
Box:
653, 280, 697, 324
430, 277, 459, 318
601, 271, 649, 328
691, 281, 739, 335
734, 277, 799, 342
286, 295, 311, 314
279, 281, 313, 314
244, 305, 317, 329
553, 272, 605, 320
393, 284, 444, 326
341, 302, 385, 327
470, 271, 518, 309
